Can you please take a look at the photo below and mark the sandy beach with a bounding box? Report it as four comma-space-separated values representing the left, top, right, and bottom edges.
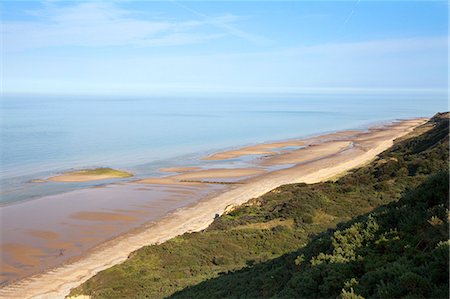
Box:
0, 118, 427, 299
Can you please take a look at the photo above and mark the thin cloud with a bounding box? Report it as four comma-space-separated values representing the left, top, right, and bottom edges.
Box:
343, 0, 361, 25
135, 32, 226, 47
169, 0, 270, 45
2, 2, 242, 51
4, 35, 446, 95
343, 10, 355, 25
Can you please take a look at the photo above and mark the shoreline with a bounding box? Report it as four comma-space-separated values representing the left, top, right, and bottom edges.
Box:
0, 118, 428, 299
0, 117, 417, 207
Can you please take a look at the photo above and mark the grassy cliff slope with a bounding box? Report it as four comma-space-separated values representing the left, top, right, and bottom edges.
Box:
69, 114, 449, 298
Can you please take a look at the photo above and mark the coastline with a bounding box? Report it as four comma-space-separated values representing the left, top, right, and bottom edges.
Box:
0, 118, 427, 299
0, 117, 416, 207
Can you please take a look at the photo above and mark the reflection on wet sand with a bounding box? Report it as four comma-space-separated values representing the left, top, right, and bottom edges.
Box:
26, 230, 59, 240
0, 183, 224, 285
135, 168, 266, 185
69, 211, 137, 222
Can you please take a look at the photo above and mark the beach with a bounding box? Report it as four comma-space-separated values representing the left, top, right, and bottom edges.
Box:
0, 118, 427, 299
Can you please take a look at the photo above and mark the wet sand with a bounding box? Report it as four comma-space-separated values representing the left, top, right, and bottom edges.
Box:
0, 183, 225, 287
48, 174, 119, 182
0, 118, 427, 298
159, 167, 202, 173
262, 140, 352, 166
48, 168, 133, 182
135, 168, 267, 185
25, 230, 59, 240
69, 212, 138, 222
203, 140, 306, 160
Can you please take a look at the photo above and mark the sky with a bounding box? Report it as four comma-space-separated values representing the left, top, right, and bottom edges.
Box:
1, 0, 448, 95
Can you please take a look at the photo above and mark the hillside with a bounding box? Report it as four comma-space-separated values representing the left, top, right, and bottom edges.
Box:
69, 114, 449, 299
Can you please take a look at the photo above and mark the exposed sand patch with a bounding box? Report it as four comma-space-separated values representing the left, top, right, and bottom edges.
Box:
30, 179, 47, 183
175, 168, 266, 180
49, 168, 133, 182
301, 130, 362, 143
0, 263, 22, 285
0, 263, 21, 275
77, 237, 101, 244
26, 230, 59, 240
110, 209, 152, 216
47, 241, 75, 251
49, 174, 123, 182
1, 244, 44, 267
135, 187, 154, 191
262, 140, 352, 166
135, 168, 266, 185
69, 212, 137, 222
73, 224, 118, 235
203, 130, 367, 161
133, 177, 203, 186
159, 167, 202, 173
203, 141, 305, 160
164, 189, 197, 195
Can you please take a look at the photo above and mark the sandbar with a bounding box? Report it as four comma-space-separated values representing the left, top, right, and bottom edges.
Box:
69, 212, 137, 222
159, 167, 202, 173
135, 168, 266, 185
262, 140, 352, 166
48, 168, 133, 182
203, 141, 305, 160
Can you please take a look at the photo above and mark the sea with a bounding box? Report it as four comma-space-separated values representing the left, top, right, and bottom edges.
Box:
1, 91, 447, 204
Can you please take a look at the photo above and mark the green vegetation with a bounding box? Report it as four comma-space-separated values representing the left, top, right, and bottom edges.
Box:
173, 171, 448, 298
69, 114, 448, 299
68, 167, 133, 178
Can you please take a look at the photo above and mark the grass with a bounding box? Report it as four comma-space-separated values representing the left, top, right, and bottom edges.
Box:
67, 167, 133, 178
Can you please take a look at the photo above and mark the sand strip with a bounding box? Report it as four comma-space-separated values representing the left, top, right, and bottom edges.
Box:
159, 167, 202, 173
203, 141, 306, 160
134, 168, 266, 186
48, 168, 133, 182
262, 140, 352, 166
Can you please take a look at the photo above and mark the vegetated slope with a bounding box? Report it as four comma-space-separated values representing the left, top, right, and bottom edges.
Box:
69, 114, 449, 299
173, 169, 449, 299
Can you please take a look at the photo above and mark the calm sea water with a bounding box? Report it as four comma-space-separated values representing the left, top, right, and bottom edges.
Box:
0, 92, 447, 204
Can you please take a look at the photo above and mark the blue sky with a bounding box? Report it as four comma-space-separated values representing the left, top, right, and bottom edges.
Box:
2, 1, 448, 95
